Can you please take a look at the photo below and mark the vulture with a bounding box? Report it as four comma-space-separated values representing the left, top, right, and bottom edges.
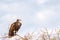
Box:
8, 19, 22, 37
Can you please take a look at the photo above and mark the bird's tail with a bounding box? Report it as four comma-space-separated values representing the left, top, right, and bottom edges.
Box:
8, 31, 15, 38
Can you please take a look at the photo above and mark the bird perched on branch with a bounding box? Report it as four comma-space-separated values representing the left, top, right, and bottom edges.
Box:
8, 19, 22, 37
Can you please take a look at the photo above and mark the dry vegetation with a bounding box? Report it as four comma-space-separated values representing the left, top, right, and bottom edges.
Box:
1, 28, 60, 40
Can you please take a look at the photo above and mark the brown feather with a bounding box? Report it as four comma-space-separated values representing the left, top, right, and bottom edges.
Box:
8, 21, 22, 37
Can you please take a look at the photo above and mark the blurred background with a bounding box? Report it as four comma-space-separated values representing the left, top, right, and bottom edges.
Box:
0, 0, 60, 37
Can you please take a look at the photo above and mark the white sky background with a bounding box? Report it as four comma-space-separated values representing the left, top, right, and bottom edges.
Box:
0, 0, 60, 36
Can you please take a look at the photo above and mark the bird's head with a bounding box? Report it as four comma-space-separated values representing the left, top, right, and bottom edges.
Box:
16, 19, 21, 22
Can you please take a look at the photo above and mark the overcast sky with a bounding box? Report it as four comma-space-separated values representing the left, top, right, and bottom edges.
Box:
0, 0, 60, 36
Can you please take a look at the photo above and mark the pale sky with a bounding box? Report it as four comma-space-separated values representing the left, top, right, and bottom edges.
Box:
0, 0, 60, 36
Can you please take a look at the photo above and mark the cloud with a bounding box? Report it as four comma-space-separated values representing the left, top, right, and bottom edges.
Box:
36, 0, 48, 4
35, 9, 56, 22
0, 2, 27, 12
32, 8, 60, 30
